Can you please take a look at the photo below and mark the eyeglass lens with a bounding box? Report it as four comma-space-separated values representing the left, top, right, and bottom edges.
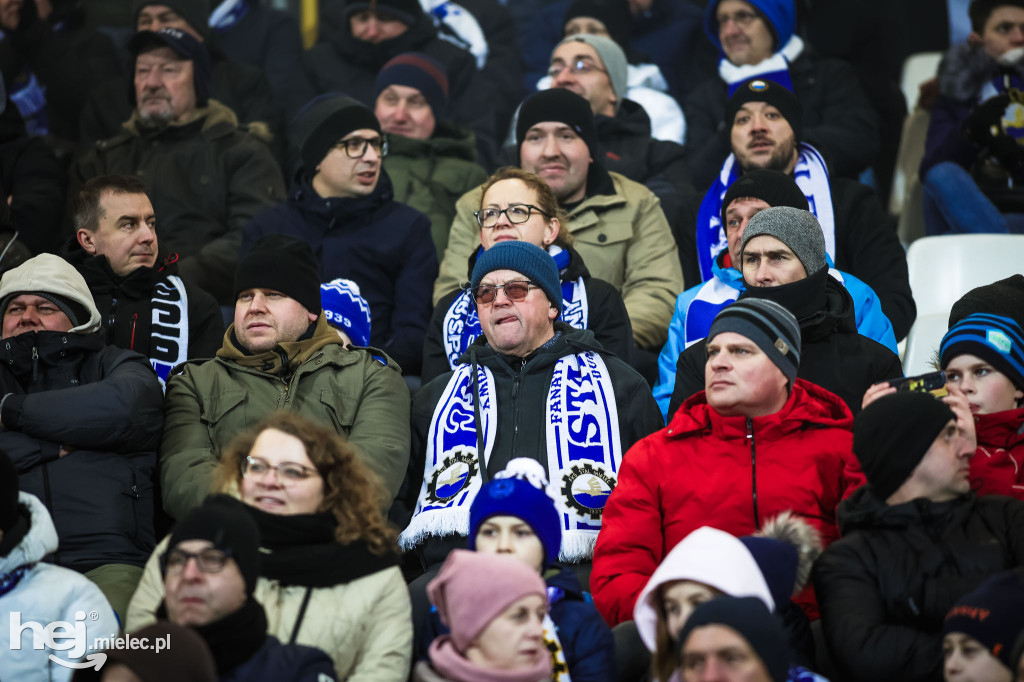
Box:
473, 281, 533, 304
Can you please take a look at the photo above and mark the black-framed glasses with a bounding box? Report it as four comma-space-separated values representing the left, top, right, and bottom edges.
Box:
160, 547, 232, 574
241, 455, 320, 483
472, 280, 539, 305
547, 59, 608, 79
474, 204, 550, 228
338, 135, 388, 158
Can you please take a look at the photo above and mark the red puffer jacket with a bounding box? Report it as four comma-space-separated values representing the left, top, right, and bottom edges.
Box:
591, 379, 865, 625
971, 407, 1024, 500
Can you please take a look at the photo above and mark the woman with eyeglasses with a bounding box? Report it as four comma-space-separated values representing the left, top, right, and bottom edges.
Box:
123, 412, 412, 681
421, 166, 636, 383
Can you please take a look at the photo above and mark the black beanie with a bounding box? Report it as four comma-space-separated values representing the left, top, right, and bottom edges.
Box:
948, 274, 1024, 333
343, 0, 422, 25
725, 78, 802, 142
676, 597, 789, 682
516, 89, 598, 159
853, 392, 956, 501
0, 448, 18, 535
234, 235, 322, 315
721, 169, 808, 223
133, 0, 210, 38
292, 94, 381, 176
128, 28, 212, 107
166, 495, 261, 595
563, 0, 632, 53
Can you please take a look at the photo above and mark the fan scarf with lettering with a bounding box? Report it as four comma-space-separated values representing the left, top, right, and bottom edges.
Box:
399, 352, 621, 561
149, 276, 190, 384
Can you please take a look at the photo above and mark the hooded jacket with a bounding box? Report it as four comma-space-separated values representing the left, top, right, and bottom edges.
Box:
242, 171, 436, 375
159, 314, 411, 521
814, 487, 1024, 682
0, 493, 120, 681
422, 243, 635, 383
434, 172, 684, 349
0, 255, 165, 572
591, 378, 865, 625
666, 273, 904, 419
970, 407, 1024, 501
73, 100, 286, 304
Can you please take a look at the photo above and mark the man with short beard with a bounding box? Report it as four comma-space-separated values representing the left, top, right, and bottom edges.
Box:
72, 27, 285, 305
691, 78, 915, 341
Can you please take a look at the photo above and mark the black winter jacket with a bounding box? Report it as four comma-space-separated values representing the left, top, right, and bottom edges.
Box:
422, 244, 635, 383
814, 487, 1024, 682
242, 172, 436, 375
0, 330, 164, 572
668, 272, 904, 418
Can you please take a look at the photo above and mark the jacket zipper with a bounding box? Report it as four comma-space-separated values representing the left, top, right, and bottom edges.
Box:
31, 345, 38, 383
510, 359, 525, 452
747, 417, 761, 530
41, 460, 60, 564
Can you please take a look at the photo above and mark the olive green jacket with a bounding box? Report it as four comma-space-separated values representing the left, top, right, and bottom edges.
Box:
382, 122, 487, 258
433, 171, 684, 348
159, 315, 411, 520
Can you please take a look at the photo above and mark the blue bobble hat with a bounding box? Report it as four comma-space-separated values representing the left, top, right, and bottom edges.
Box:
321, 278, 372, 347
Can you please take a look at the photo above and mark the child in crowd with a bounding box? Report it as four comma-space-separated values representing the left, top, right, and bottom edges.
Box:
942, 569, 1024, 682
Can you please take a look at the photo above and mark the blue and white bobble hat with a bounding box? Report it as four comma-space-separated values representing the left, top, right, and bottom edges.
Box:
941, 313, 1024, 391
468, 458, 563, 568
320, 278, 372, 347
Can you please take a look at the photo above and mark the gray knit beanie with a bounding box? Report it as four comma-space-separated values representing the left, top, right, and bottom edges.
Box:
556, 34, 628, 112
740, 206, 826, 276
708, 298, 801, 385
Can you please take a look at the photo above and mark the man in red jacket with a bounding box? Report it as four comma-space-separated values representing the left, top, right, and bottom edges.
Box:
591, 298, 864, 625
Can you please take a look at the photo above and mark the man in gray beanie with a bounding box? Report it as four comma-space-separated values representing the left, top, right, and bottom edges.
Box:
665, 204, 903, 419
398, 240, 661, 571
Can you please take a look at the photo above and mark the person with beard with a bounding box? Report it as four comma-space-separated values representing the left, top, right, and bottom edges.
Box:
667, 206, 903, 419
127, 413, 412, 680
692, 78, 915, 341
65, 175, 223, 384
154, 496, 338, 681
72, 27, 285, 305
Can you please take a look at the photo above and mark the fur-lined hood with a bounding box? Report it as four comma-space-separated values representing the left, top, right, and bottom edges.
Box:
0, 253, 102, 333
754, 511, 822, 596
938, 42, 1024, 102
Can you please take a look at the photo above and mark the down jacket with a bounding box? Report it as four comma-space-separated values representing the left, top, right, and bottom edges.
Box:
591, 379, 865, 625
971, 407, 1024, 500
814, 488, 1024, 682
0, 493, 120, 682
159, 315, 411, 520
434, 171, 684, 349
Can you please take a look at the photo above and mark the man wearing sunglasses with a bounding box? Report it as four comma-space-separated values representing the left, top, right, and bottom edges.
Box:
399, 240, 662, 576
160, 496, 337, 680
243, 95, 437, 377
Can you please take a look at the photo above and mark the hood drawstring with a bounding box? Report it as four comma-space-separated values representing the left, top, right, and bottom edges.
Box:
129, 312, 138, 350
31, 345, 38, 383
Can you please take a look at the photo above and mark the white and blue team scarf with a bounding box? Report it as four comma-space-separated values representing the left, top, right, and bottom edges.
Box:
719, 34, 804, 94
399, 351, 621, 562
209, 0, 249, 31
695, 142, 835, 281
442, 246, 588, 371
149, 276, 190, 385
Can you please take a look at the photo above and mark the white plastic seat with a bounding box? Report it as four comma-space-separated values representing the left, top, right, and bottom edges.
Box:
902, 234, 1024, 374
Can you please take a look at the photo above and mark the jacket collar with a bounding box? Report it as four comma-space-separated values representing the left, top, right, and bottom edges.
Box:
217, 314, 347, 375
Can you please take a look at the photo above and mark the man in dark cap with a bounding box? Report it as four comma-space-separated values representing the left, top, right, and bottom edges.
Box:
160, 234, 411, 520
73, 27, 285, 304
159, 496, 337, 680
692, 78, 915, 341
814, 391, 1024, 682
243, 95, 436, 376
435, 88, 685, 359
676, 597, 789, 682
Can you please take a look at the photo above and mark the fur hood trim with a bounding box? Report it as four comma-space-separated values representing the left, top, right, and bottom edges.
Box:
754, 511, 822, 594
939, 42, 1024, 101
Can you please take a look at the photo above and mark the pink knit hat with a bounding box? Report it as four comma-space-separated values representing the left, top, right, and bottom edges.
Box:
427, 550, 548, 651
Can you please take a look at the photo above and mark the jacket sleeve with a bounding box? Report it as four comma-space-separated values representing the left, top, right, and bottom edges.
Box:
421, 290, 458, 385
667, 343, 706, 421
653, 288, 699, 421
433, 187, 482, 305
814, 540, 942, 682
384, 211, 438, 376
842, 272, 898, 354
559, 603, 616, 682
125, 536, 169, 632
620, 190, 685, 349
347, 357, 412, 505
920, 95, 975, 176
346, 568, 413, 682
159, 367, 217, 520
1, 351, 164, 453
591, 438, 665, 625
585, 278, 636, 366
187, 282, 227, 360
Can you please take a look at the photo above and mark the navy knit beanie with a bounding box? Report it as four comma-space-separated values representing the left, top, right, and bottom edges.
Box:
725, 78, 802, 142
128, 28, 211, 106
374, 52, 449, 121
738, 536, 798, 612
941, 314, 1024, 392
708, 298, 801, 385
944, 569, 1024, 670
470, 241, 562, 315
516, 88, 598, 160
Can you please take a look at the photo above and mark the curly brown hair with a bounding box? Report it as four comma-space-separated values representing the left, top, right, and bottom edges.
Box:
479, 166, 573, 246
211, 412, 398, 554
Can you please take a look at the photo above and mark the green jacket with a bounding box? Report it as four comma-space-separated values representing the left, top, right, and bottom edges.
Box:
382, 122, 487, 258
159, 315, 411, 520
72, 100, 286, 304
433, 171, 684, 348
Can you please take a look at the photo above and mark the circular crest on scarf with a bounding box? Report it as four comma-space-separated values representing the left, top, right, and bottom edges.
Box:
427, 453, 479, 504
559, 462, 616, 521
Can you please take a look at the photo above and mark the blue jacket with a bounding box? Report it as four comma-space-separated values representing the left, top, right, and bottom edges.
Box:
242, 171, 437, 375
653, 255, 898, 420
222, 635, 337, 682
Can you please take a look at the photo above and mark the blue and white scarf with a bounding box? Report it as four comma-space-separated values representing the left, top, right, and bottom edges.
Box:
209, 0, 249, 31
399, 351, 621, 561
719, 35, 804, 95
149, 276, 190, 385
442, 246, 588, 371
695, 142, 835, 281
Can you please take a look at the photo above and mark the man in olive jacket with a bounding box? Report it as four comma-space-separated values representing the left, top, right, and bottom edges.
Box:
72, 27, 285, 305
159, 235, 411, 521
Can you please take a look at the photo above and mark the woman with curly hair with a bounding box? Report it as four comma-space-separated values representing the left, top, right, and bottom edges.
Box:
125, 412, 412, 681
